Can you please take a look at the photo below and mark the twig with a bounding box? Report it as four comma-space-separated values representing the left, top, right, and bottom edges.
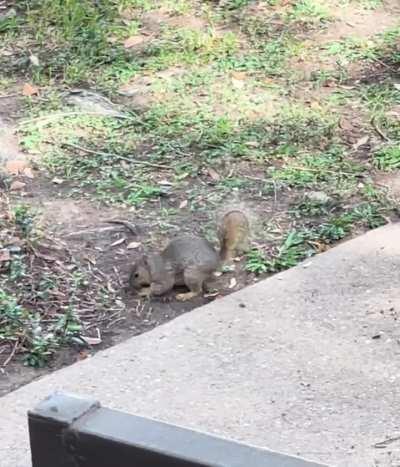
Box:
65, 225, 128, 237
371, 57, 398, 73
3, 340, 19, 367
62, 142, 173, 170
374, 435, 400, 449
20, 111, 132, 125
290, 166, 355, 176
106, 219, 137, 235
0, 93, 17, 99
241, 174, 267, 182
371, 116, 391, 142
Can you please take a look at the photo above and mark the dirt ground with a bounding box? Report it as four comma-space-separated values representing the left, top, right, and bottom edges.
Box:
0, 0, 399, 395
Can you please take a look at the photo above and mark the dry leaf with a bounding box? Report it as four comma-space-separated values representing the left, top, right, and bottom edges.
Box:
110, 237, 125, 247
124, 35, 145, 48
0, 249, 11, 262
22, 83, 39, 97
339, 118, 353, 131
10, 180, 26, 191
81, 336, 102, 346
159, 179, 173, 186
120, 8, 135, 20
179, 199, 188, 209
245, 141, 259, 148
231, 78, 245, 89
22, 167, 34, 179
77, 351, 89, 360
5, 160, 29, 175
231, 71, 247, 80
29, 54, 40, 67
207, 167, 220, 181
229, 277, 237, 289
52, 177, 64, 185
353, 136, 369, 150
127, 241, 141, 250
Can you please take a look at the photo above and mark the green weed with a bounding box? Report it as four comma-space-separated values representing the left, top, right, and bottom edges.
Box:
374, 145, 400, 170
287, 0, 331, 25
245, 249, 269, 274
264, 230, 314, 273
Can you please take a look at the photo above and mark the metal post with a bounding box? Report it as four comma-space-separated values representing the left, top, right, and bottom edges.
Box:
28, 392, 328, 467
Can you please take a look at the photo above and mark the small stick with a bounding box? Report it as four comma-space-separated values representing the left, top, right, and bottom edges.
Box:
371, 116, 391, 142
106, 219, 137, 235
0, 93, 17, 99
374, 435, 400, 449
62, 142, 172, 170
20, 111, 132, 125
3, 340, 19, 367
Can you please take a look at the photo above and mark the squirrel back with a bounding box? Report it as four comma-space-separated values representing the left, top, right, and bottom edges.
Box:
218, 210, 250, 262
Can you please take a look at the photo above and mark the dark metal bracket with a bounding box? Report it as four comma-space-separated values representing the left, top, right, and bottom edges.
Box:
28, 392, 328, 467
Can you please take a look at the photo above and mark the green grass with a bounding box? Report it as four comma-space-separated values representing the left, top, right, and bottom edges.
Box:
247, 200, 388, 274
374, 146, 400, 170
2, 0, 400, 371
287, 0, 331, 25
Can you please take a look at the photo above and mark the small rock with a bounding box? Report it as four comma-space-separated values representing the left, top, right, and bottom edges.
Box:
7, 245, 22, 254
52, 177, 64, 185
0, 249, 11, 262
10, 180, 26, 191
127, 241, 141, 250
65, 90, 127, 118
305, 191, 331, 204
5, 160, 30, 175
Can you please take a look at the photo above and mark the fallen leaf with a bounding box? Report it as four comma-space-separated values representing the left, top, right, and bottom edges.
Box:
339, 118, 353, 131
245, 141, 259, 148
52, 177, 64, 185
127, 241, 141, 250
22, 167, 34, 179
213, 271, 223, 277
5, 160, 29, 175
204, 291, 220, 298
159, 179, 173, 186
120, 8, 135, 20
22, 83, 39, 97
353, 136, 369, 150
179, 200, 188, 209
29, 54, 40, 67
110, 237, 125, 247
229, 277, 237, 289
231, 78, 245, 89
10, 180, 26, 191
0, 249, 11, 262
107, 35, 119, 44
231, 71, 247, 80
207, 167, 220, 181
124, 35, 145, 48
77, 351, 89, 360
81, 336, 102, 346
394, 83, 400, 91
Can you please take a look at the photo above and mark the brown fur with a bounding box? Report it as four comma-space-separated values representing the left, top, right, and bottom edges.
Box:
129, 210, 250, 300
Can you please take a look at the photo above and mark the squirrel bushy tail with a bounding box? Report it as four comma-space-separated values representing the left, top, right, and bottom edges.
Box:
218, 210, 250, 262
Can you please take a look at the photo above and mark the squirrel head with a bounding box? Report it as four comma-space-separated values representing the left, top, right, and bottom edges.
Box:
129, 255, 152, 290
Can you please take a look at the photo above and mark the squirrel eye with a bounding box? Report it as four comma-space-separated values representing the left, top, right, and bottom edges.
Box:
134, 273, 139, 278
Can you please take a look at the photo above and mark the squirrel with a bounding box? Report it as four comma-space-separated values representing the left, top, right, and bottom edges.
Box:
129, 210, 250, 301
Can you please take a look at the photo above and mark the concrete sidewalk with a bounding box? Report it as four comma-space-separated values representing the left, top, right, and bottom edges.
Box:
1, 224, 400, 467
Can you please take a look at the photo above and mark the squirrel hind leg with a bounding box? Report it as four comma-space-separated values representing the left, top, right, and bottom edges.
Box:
176, 267, 208, 301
